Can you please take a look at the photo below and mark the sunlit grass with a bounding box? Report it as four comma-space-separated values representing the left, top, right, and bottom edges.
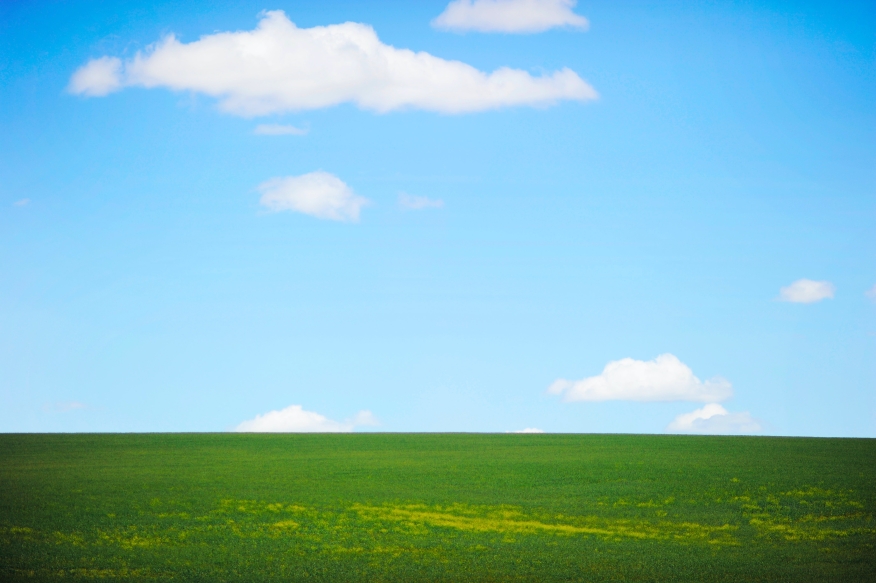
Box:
1, 434, 873, 581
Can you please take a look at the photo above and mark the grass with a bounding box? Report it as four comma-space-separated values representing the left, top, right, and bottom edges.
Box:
0, 433, 874, 581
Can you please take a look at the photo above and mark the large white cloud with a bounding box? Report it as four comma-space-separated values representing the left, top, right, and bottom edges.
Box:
258, 171, 369, 222
778, 279, 835, 303
433, 0, 588, 33
666, 403, 762, 435
68, 10, 596, 115
234, 404, 378, 433
548, 354, 733, 402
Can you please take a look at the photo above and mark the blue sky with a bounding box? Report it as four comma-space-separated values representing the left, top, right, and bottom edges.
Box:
1, 0, 873, 435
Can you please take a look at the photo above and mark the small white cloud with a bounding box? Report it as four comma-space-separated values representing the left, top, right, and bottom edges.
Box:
258, 171, 369, 222
433, 0, 588, 33
510, 427, 545, 433
398, 192, 444, 210
866, 284, 876, 301
253, 124, 308, 136
548, 354, 732, 403
666, 403, 762, 435
68, 10, 596, 115
234, 404, 378, 433
779, 279, 835, 304
67, 56, 123, 96
350, 410, 380, 427
13, 198, 30, 207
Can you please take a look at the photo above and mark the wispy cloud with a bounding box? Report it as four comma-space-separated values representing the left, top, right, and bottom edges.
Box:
548, 354, 732, 403
258, 171, 369, 222
666, 403, 762, 435
234, 404, 378, 433
398, 192, 444, 210
253, 124, 308, 136
68, 10, 596, 115
866, 284, 876, 301
43, 401, 87, 412
433, 0, 588, 33
509, 427, 544, 433
13, 198, 30, 207
778, 279, 835, 304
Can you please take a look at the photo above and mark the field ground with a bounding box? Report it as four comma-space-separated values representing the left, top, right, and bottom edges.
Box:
1, 433, 874, 582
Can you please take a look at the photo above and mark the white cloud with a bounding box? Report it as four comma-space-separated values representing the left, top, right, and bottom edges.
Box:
666, 403, 762, 435
866, 284, 876, 300
548, 354, 733, 403
510, 427, 545, 433
258, 171, 369, 222
234, 404, 378, 433
68, 10, 596, 115
778, 279, 835, 303
13, 198, 30, 207
68, 56, 123, 96
253, 124, 308, 136
349, 410, 380, 427
433, 0, 588, 33
399, 192, 444, 210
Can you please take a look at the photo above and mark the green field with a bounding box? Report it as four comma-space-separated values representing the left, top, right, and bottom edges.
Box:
1, 434, 874, 582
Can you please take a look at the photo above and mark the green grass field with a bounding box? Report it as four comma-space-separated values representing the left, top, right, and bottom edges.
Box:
1, 434, 874, 582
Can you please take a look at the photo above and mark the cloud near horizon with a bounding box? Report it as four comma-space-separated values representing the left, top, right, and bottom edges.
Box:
433, 0, 588, 33
666, 403, 762, 435
548, 354, 733, 402
778, 279, 835, 304
234, 404, 378, 432
68, 10, 596, 115
258, 171, 369, 222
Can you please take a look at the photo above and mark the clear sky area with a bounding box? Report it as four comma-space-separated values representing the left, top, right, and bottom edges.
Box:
1, 0, 873, 436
